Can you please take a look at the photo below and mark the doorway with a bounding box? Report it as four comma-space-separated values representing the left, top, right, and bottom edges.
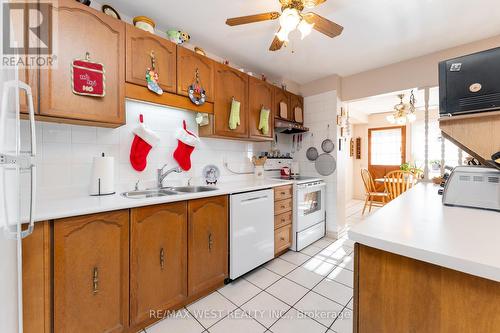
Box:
368, 126, 406, 192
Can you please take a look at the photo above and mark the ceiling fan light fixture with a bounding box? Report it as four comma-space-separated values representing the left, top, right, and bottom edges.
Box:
303, 0, 316, 9
279, 7, 301, 32
298, 19, 314, 39
276, 28, 290, 42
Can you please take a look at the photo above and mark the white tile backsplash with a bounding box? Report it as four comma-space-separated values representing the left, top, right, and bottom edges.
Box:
29, 100, 270, 191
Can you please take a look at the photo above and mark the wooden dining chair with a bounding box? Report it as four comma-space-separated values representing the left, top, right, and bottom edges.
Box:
361, 169, 389, 215
384, 170, 417, 201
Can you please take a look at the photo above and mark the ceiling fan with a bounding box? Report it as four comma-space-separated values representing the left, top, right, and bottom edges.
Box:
225, 0, 344, 51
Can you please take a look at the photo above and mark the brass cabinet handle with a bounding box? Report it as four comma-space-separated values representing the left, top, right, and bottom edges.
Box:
281, 205, 285, 209
208, 232, 214, 252
280, 191, 286, 195
280, 237, 285, 241
92, 267, 99, 295
160, 248, 165, 270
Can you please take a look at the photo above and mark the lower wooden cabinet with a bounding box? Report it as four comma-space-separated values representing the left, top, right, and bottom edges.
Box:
22, 222, 51, 333
188, 196, 229, 298
53, 210, 129, 333
23, 196, 229, 333
274, 185, 293, 256
130, 203, 188, 327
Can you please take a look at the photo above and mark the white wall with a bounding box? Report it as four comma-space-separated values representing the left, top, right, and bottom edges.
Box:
24, 100, 271, 193
293, 91, 347, 237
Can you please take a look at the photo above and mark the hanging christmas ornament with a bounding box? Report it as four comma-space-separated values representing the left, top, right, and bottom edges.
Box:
71, 52, 105, 97
188, 68, 207, 106
173, 120, 200, 171
146, 51, 163, 95
130, 114, 160, 172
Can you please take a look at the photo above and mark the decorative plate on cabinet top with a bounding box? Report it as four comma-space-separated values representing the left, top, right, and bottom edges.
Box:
203, 165, 220, 185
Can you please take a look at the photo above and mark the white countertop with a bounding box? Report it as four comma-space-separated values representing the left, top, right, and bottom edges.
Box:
348, 183, 500, 282
33, 178, 297, 222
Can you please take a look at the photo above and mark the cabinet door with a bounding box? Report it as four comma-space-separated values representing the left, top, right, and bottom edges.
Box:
249, 76, 274, 140
54, 210, 129, 333
177, 46, 214, 102
274, 87, 291, 121
214, 64, 249, 138
290, 93, 304, 124
130, 202, 188, 327
188, 196, 228, 298
22, 222, 51, 333
126, 24, 177, 93
39, 0, 125, 125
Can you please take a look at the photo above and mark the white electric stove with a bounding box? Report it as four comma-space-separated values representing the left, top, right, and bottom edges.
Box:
272, 176, 326, 251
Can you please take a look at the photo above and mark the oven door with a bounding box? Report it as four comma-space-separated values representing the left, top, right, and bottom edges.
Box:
296, 182, 326, 232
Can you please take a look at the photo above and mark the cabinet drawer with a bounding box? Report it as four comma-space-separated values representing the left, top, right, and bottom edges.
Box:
274, 211, 292, 229
274, 198, 292, 215
274, 224, 292, 255
274, 185, 292, 201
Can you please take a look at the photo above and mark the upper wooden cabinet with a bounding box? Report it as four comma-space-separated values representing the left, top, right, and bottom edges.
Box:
249, 76, 274, 140
188, 196, 228, 298
213, 64, 249, 138
53, 210, 129, 333
274, 87, 291, 121
290, 93, 304, 124
177, 46, 215, 102
130, 203, 188, 327
39, 0, 125, 126
126, 24, 177, 93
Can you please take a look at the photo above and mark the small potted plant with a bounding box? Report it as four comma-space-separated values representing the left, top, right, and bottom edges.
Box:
429, 160, 441, 171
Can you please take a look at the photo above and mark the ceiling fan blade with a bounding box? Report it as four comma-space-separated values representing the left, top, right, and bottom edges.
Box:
303, 12, 343, 38
269, 32, 285, 51
226, 12, 280, 26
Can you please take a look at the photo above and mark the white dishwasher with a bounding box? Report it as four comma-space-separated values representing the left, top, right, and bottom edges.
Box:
229, 189, 274, 280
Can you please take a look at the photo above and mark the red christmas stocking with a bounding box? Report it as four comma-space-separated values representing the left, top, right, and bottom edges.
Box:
130, 121, 159, 172
173, 120, 200, 171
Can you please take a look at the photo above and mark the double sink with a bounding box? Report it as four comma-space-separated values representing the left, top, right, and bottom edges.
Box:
122, 186, 218, 199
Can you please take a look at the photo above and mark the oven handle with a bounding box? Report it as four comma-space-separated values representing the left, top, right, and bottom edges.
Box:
297, 182, 326, 191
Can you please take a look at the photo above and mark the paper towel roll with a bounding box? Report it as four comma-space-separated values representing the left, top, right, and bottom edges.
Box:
90, 154, 115, 196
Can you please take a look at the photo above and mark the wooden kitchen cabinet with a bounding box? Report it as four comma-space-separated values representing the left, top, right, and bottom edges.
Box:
354, 244, 500, 332
248, 76, 274, 140
274, 185, 293, 256
39, 0, 125, 126
130, 203, 188, 327
274, 86, 291, 121
211, 64, 249, 138
188, 196, 228, 298
177, 46, 215, 102
126, 24, 177, 93
22, 222, 51, 333
54, 210, 129, 333
290, 93, 304, 124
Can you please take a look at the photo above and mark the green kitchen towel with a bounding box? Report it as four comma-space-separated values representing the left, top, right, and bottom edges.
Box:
229, 98, 241, 130
258, 107, 270, 135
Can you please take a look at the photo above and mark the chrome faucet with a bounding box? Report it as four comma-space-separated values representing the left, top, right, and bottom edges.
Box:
157, 164, 182, 188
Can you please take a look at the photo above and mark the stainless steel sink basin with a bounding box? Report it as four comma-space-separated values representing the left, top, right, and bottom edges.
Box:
168, 186, 218, 193
121, 189, 178, 199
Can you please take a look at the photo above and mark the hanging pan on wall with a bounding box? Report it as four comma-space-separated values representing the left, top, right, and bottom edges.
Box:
321, 124, 335, 153
306, 133, 319, 161
315, 153, 337, 176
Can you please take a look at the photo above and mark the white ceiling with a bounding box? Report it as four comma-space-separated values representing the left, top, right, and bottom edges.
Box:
105, 0, 500, 84
347, 87, 440, 123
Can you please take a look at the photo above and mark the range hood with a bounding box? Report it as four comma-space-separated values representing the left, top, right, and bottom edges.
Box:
274, 119, 309, 134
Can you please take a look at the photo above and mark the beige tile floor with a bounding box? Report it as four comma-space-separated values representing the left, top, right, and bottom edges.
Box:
143, 235, 355, 333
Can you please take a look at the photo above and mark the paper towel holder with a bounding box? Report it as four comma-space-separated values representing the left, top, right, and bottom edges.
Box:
90, 153, 116, 196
